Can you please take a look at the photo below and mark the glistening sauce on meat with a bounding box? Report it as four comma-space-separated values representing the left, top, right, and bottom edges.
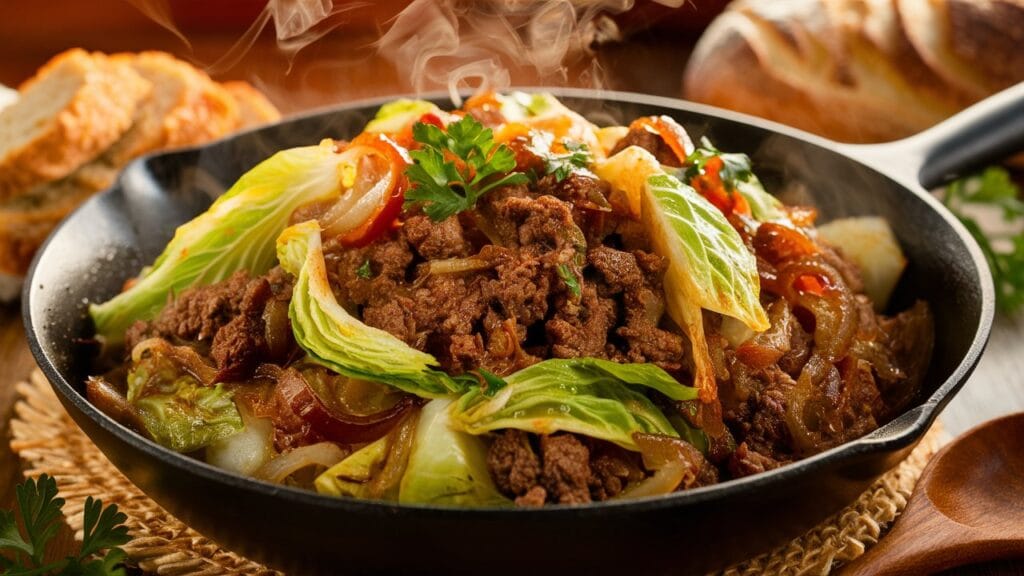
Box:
86, 92, 934, 507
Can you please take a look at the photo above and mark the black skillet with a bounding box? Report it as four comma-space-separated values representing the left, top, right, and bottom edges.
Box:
24, 84, 1023, 575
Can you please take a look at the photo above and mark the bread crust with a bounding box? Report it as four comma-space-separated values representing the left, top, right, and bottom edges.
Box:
0, 50, 150, 200
223, 80, 282, 128
684, 0, 1024, 143
104, 52, 240, 165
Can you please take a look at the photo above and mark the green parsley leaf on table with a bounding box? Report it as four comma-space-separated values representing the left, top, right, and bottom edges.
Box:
0, 474, 130, 575
941, 166, 1024, 315
404, 116, 529, 221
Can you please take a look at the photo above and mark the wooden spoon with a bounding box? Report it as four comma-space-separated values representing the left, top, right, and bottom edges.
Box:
841, 412, 1024, 576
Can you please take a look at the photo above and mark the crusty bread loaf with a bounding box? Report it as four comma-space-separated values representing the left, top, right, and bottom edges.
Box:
683, 0, 1024, 143
0, 49, 150, 199
102, 51, 239, 165
0, 50, 280, 292
223, 81, 282, 128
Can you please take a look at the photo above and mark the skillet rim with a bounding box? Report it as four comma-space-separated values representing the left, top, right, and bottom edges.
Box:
23, 87, 995, 517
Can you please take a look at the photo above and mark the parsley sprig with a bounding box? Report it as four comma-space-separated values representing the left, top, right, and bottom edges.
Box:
0, 474, 130, 575
683, 137, 754, 191
404, 116, 529, 222
526, 132, 592, 182
941, 166, 1024, 314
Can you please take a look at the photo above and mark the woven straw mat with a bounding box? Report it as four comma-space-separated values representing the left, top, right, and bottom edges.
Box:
10, 369, 944, 576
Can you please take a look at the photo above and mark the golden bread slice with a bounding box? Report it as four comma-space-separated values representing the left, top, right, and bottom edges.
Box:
223, 81, 282, 128
102, 51, 240, 165
0, 174, 105, 278
0, 49, 150, 200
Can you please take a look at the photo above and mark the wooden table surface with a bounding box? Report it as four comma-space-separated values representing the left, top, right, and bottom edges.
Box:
1, 2, 1023, 573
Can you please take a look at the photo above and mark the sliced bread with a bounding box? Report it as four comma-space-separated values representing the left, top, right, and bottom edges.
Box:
0, 49, 150, 200
102, 52, 240, 165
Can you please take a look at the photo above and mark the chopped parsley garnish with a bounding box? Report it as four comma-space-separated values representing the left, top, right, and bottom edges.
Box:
404, 115, 529, 221
683, 137, 754, 191
557, 263, 582, 299
356, 259, 372, 279
0, 474, 130, 575
941, 166, 1024, 314
528, 132, 592, 182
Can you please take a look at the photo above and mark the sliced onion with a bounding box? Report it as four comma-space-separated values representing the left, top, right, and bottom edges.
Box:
427, 256, 495, 275
254, 442, 348, 484
617, 461, 686, 499
278, 368, 418, 444
86, 375, 141, 429
367, 410, 419, 498
130, 337, 217, 385
262, 299, 293, 361
207, 408, 276, 476
319, 146, 393, 238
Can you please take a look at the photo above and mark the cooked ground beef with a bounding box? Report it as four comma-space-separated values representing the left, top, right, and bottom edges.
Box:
610, 126, 683, 167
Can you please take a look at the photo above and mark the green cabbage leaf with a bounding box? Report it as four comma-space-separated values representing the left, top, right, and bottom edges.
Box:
398, 399, 510, 507
90, 142, 350, 343
126, 347, 242, 453
315, 435, 393, 499
449, 358, 697, 451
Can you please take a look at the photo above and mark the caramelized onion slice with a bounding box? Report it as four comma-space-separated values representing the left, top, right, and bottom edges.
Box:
254, 442, 348, 484
131, 337, 218, 385
278, 368, 418, 444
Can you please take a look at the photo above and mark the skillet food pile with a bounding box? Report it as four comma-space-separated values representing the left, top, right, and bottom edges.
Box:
86, 92, 934, 507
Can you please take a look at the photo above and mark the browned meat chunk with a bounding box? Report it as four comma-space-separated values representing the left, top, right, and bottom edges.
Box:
487, 429, 541, 497
153, 270, 251, 342
210, 277, 272, 381
404, 214, 470, 260
540, 434, 592, 505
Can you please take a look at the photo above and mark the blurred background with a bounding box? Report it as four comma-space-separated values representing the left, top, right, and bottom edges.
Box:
0, 0, 729, 114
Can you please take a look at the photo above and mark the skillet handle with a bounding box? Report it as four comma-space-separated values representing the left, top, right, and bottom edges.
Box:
841, 82, 1024, 190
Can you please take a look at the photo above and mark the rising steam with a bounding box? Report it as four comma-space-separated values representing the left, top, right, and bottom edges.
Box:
125, 0, 688, 105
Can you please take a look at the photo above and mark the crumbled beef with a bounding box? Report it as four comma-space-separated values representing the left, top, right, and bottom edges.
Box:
728, 442, 785, 477
540, 434, 592, 505
124, 320, 152, 354
487, 429, 541, 496
538, 172, 612, 211
361, 296, 418, 345
588, 444, 644, 500
484, 254, 552, 327
499, 194, 580, 256
588, 246, 683, 369
488, 432, 654, 505
210, 277, 272, 381
610, 127, 683, 167
153, 270, 251, 342
724, 361, 797, 464
516, 486, 548, 507
326, 233, 414, 307
545, 285, 617, 359
404, 214, 470, 260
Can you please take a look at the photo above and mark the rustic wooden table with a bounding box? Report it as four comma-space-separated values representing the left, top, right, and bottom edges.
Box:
0, 2, 1022, 572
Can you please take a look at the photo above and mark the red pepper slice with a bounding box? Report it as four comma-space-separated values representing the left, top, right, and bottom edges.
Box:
335, 133, 412, 247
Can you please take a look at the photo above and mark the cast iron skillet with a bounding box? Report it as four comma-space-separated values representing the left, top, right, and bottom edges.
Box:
24, 85, 1023, 575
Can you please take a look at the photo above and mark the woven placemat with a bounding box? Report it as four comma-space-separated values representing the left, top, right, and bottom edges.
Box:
10, 369, 944, 575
